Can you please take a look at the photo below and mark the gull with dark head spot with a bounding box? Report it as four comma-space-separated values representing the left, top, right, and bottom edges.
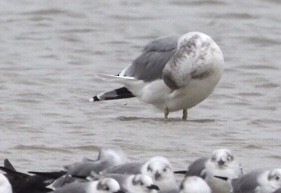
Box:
175, 149, 242, 193
101, 174, 159, 193
51, 177, 124, 193
216, 168, 281, 193
101, 156, 178, 191
90, 31, 224, 120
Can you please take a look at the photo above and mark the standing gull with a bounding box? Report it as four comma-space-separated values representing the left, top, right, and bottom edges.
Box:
90, 31, 224, 120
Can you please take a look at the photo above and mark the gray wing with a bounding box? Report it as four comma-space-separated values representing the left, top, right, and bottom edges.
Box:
159, 189, 179, 193
122, 36, 179, 82
52, 181, 90, 193
101, 162, 143, 175
273, 188, 281, 193
66, 160, 111, 176
185, 157, 208, 178
231, 170, 264, 193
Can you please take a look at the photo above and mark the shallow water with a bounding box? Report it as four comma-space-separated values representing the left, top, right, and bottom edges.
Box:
0, 0, 281, 174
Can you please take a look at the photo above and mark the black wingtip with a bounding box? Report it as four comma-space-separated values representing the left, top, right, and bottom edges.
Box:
4, 159, 16, 171
93, 96, 100, 101
214, 176, 228, 181
174, 170, 187, 174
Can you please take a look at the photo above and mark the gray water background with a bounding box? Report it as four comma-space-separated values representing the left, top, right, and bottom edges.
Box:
0, 0, 281, 173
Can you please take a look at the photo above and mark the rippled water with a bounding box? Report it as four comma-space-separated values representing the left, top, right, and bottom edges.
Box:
1, 0, 281, 173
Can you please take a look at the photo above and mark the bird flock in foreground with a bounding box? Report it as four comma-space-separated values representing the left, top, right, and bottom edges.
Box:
0, 147, 281, 193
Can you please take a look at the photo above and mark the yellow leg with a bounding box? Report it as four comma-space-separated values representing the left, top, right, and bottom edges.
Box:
164, 108, 169, 120
182, 109, 187, 120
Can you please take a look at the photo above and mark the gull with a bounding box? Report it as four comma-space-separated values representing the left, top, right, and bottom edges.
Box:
30, 147, 129, 188
180, 176, 211, 193
215, 168, 281, 193
101, 174, 160, 193
0, 173, 12, 193
0, 159, 59, 193
51, 177, 125, 193
64, 146, 129, 176
90, 31, 224, 120
101, 156, 178, 191
175, 149, 243, 193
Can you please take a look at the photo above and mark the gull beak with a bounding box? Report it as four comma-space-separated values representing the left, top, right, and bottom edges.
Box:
218, 159, 225, 166
114, 190, 126, 193
154, 172, 161, 180
147, 184, 160, 191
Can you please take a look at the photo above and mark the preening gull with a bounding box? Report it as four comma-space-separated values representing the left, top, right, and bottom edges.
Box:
179, 176, 211, 193
51, 177, 124, 193
90, 31, 224, 120
0, 173, 12, 193
101, 174, 159, 193
175, 149, 242, 193
101, 156, 178, 191
64, 147, 129, 176
216, 168, 281, 193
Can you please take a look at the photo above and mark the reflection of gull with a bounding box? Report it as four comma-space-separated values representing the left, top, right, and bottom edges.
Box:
90, 32, 224, 120
216, 168, 281, 193
180, 176, 211, 193
175, 149, 242, 193
101, 156, 178, 191
0, 173, 12, 193
52, 178, 124, 193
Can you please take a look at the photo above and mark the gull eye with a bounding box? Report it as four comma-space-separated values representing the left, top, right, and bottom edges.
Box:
105, 186, 110, 191
227, 155, 233, 161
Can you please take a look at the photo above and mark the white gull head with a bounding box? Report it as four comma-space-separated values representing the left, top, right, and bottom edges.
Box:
141, 156, 178, 191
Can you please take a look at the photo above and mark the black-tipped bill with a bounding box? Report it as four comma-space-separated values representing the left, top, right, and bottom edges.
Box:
147, 184, 160, 190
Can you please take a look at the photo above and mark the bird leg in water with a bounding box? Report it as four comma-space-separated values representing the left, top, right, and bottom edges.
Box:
182, 109, 187, 120
164, 108, 169, 119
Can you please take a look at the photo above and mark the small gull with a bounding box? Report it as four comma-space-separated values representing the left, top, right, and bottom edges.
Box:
179, 176, 211, 193
90, 31, 224, 120
100, 174, 160, 193
215, 168, 281, 193
64, 146, 129, 176
175, 149, 243, 193
51, 177, 125, 193
32, 147, 129, 188
101, 156, 178, 191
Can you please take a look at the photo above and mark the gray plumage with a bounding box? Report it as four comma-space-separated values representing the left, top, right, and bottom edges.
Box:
273, 189, 281, 193
122, 36, 178, 81
101, 163, 144, 175
185, 157, 208, 178
51, 181, 91, 193
230, 170, 265, 193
